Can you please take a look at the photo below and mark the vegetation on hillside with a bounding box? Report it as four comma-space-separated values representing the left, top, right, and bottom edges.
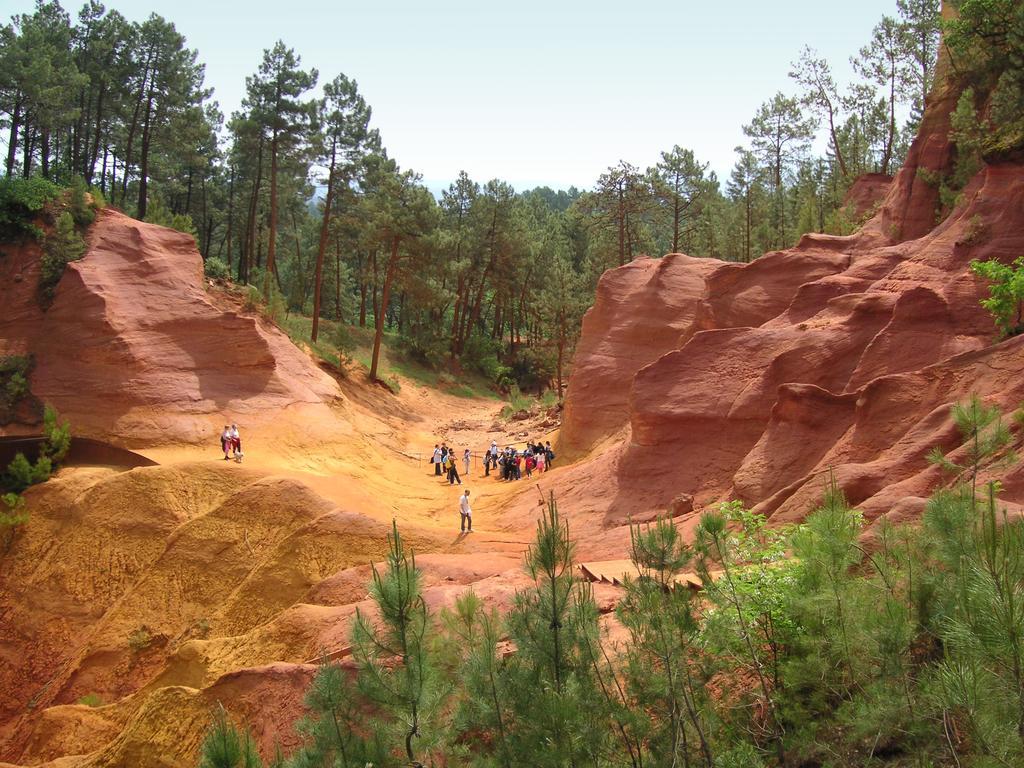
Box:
199, 396, 1024, 768
0, 0, 949, 391
0, 404, 69, 549
0, 174, 102, 306
971, 255, 1024, 337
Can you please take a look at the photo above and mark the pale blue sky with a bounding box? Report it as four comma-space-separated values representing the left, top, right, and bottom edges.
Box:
4, 0, 902, 190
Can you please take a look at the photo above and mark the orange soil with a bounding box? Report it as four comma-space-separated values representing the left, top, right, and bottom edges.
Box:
0, 368, 564, 768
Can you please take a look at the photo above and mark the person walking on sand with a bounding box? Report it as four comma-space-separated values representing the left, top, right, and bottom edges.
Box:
536, 448, 546, 473
447, 452, 462, 485
229, 423, 243, 461
432, 444, 442, 476
459, 489, 473, 532
463, 448, 471, 477
220, 425, 232, 460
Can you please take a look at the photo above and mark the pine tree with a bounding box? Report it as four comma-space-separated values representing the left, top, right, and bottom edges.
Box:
361, 159, 436, 381
443, 590, 513, 768
350, 520, 442, 766
619, 518, 714, 767
286, 660, 386, 768
696, 502, 793, 765
502, 494, 610, 767
742, 93, 816, 248
924, 398, 1024, 760
245, 41, 317, 298
198, 704, 263, 768
853, 16, 915, 176
653, 146, 709, 254
310, 73, 377, 342
790, 46, 848, 179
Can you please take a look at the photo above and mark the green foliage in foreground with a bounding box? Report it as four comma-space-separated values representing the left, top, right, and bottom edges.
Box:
197, 705, 263, 768
971, 255, 1024, 337
1, 405, 70, 549
198, 397, 1024, 767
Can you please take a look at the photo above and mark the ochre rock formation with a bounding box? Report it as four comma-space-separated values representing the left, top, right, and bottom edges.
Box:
554, 78, 1024, 531
840, 172, 892, 220
0, 209, 341, 447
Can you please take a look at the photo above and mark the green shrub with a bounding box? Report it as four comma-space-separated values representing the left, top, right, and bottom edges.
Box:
244, 284, 262, 312
0, 176, 60, 240
507, 346, 555, 393
397, 329, 448, 369
940, 89, 984, 213
143, 198, 198, 246
1, 492, 29, 550
127, 626, 152, 653
462, 332, 512, 387
383, 374, 401, 394
68, 176, 95, 228
0, 355, 33, 423
3, 452, 51, 494
971, 255, 1024, 336
88, 186, 107, 211
77, 693, 104, 708
266, 283, 287, 324
1, 405, 69, 494
499, 384, 533, 419
5, 370, 28, 404
41, 405, 71, 464
197, 704, 264, 768
203, 256, 230, 280
332, 322, 358, 361
38, 212, 86, 306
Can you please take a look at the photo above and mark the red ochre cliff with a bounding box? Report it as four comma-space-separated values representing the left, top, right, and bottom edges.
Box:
552, 68, 1024, 545
0, 208, 343, 447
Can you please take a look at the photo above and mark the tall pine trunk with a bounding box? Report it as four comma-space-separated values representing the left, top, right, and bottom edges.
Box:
311, 140, 337, 342
264, 132, 279, 297
137, 91, 154, 219
370, 236, 400, 381
6, 100, 21, 176
224, 167, 235, 270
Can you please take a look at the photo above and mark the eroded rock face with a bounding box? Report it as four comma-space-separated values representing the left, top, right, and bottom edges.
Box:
841, 172, 892, 220
560, 254, 721, 458
557, 88, 1024, 530
0, 210, 340, 446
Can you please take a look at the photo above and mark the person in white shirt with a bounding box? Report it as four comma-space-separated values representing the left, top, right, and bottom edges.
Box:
459, 489, 472, 533
486, 441, 498, 476
463, 448, 471, 476
228, 423, 242, 461
432, 444, 442, 476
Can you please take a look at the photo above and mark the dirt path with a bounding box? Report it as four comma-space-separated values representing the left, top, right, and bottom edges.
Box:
136, 375, 555, 556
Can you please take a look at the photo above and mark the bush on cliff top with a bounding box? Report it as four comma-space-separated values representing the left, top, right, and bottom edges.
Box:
38, 212, 86, 307
0, 176, 60, 241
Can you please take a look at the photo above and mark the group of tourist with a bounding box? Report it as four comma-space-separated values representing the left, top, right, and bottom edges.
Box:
484, 440, 555, 480
431, 438, 557, 533
430, 443, 471, 485
430, 439, 556, 484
